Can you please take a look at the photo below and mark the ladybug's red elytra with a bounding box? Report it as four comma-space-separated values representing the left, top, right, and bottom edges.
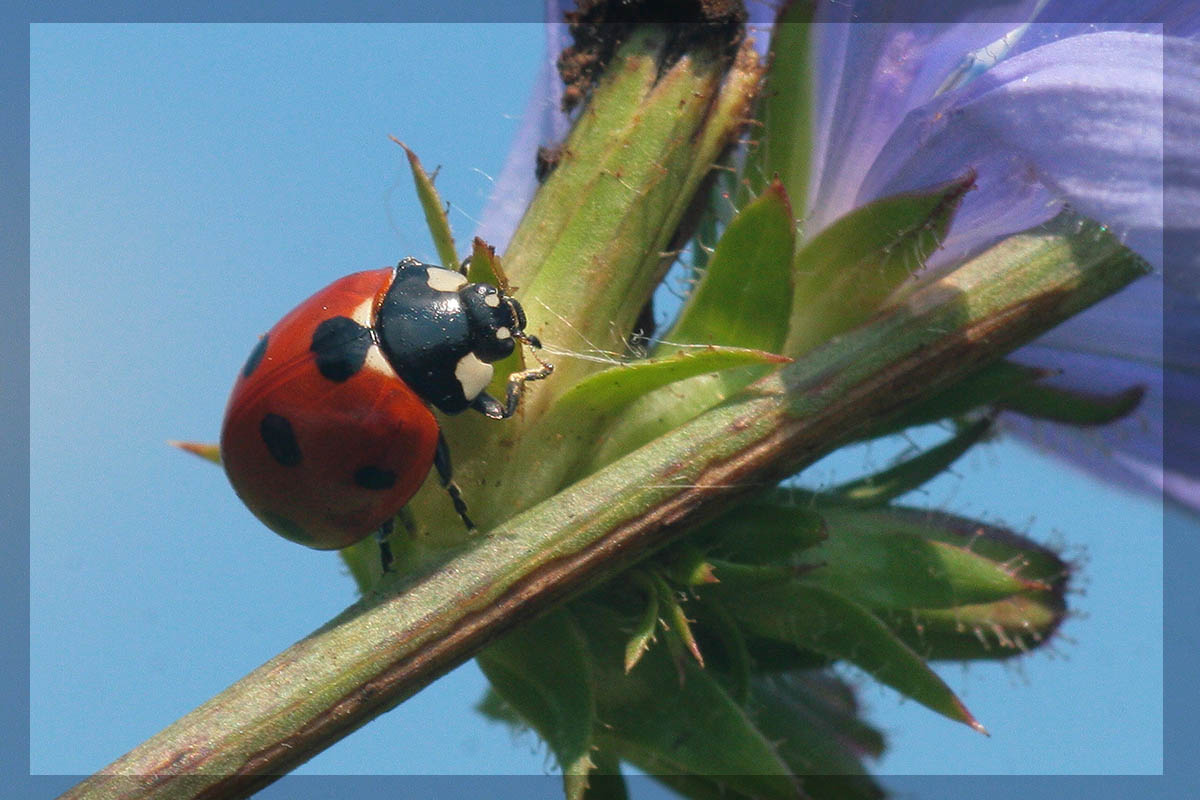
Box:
219, 257, 552, 560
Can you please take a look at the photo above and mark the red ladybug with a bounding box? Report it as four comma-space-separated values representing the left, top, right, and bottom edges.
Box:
220, 257, 551, 558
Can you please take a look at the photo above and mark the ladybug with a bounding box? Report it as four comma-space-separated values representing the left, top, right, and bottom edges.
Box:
219, 257, 552, 561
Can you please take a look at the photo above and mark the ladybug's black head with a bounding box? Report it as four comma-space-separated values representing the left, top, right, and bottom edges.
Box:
461, 282, 527, 364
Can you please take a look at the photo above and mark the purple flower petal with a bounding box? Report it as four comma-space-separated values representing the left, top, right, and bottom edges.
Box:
805, 19, 1048, 233
483, 3, 1200, 512
862, 32, 1185, 254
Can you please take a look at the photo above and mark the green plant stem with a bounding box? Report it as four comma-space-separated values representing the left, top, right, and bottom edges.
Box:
59, 215, 1146, 800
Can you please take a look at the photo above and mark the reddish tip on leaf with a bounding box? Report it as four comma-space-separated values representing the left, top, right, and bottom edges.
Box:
957, 697, 990, 736
169, 440, 221, 465
389, 135, 418, 166
764, 175, 794, 219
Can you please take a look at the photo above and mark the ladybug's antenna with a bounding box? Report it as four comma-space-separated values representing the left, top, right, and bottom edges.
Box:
494, 330, 552, 418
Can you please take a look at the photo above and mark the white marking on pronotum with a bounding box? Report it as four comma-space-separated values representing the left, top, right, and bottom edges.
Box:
455, 353, 494, 401
495, 326, 511, 340
350, 296, 398, 377
426, 267, 468, 293
484, 292, 501, 307
363, 344, 395, 377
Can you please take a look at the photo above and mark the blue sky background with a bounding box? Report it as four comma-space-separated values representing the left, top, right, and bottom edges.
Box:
26, 21, 1183, 798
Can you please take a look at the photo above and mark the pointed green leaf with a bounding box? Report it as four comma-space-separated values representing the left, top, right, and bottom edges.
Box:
840, 506, 1067, 584
871, 360, 1050, 435
710, 581, 986, 732
395, 138, 458, 268
1000, 380, 1146, 426
785, 171, 975, 356
826, 416, 994, 506
476, 609, 596, 784
577, 603, 802, 800
550, 346, 790, 422
664, 179, 795, 355
653, 573, 704, 667
623, 575, 659, 674
466, 236, 502, 286
576, 177, 794, 473
750, 674, 884, 789
662, 545, 719, 588
475, 687, 523, 726
805, 508, 1051, 609
885, 591, 1067, 662
741, 2, 816, 210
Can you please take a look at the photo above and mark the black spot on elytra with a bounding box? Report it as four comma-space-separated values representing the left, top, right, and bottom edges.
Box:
354, 465, 397, 491
260, 413, 302, 466
311, 316, 372, 382
242, 335, 268, 378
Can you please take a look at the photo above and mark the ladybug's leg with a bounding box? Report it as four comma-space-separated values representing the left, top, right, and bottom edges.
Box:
374, 519, 394, 573
469, 341, 555, 420
470, 391, 507, 420
435, 432, 477, 533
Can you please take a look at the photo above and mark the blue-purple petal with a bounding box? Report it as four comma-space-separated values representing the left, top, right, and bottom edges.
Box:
805, 19, 1048, 233
483, 3, 1199, 512
861, 32, 1182, 254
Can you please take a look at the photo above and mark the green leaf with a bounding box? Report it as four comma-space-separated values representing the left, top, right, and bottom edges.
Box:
664, 178, 796, 355
550, 346, 790, 422
886, 591, 1067, 662
785, 171, 975, 356
475, 687, 523, 726
476, 609, 597, 786
466, 236, 502, 286
1000, 379, 1146, 426
395, 138, 458, 269
709, 580, 986, 732
741, 2, 816, 211
575, 176, 795, 476
695, 502, 827, 566
840, 506, 1067, 584
577, 603, 802, 800
654, 573, 704, 667
826, 416, 994, 506
623, 576, 659, 674
871, 360, 1049, 436
750, 673, 885, 791
805, 507, 1052, 609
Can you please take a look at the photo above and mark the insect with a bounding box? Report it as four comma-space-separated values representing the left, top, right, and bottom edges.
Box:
219, 257, 552, 564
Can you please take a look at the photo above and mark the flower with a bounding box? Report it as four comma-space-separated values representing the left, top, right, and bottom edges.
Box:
479, 0, 1200, 511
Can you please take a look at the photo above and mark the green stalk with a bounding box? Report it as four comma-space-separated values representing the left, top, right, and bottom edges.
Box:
403, 27, 763, 536
60, 210, 1146, 800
